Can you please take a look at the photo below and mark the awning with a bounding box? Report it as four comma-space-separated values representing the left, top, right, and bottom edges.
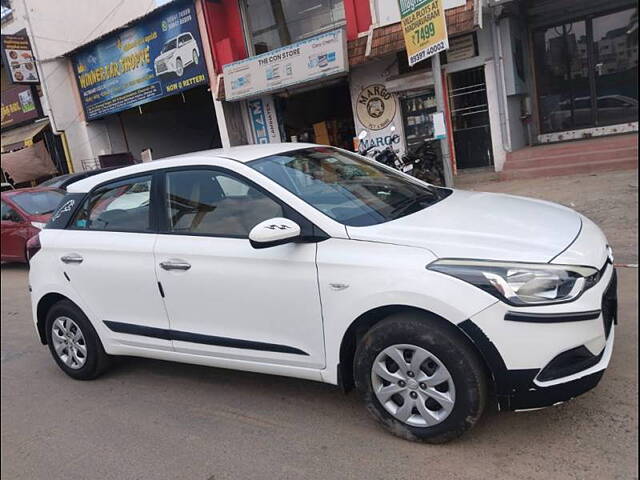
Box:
0, 139, 57, 183
1, 119, 50, 153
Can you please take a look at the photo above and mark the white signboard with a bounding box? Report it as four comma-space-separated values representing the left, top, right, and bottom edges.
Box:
223, 29, 348, 101
349, 61, 406, 156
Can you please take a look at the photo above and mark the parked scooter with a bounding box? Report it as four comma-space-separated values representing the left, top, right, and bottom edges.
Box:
356, 128, 445, 185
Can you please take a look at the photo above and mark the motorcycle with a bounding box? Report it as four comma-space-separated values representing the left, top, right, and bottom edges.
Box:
401, 140, 445, 186
356, 127, 445, 185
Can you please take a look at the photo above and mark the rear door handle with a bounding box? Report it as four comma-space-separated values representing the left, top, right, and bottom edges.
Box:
61, 254, 83, 264
160, 260, 191, 271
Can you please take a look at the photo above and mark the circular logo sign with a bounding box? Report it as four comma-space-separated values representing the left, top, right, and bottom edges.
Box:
356, 84, 396, 131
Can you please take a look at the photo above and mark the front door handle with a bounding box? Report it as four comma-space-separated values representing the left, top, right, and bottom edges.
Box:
160, 260, 191, 271
61, 254, 83, 264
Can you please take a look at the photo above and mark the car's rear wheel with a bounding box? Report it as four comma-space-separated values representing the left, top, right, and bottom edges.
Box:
45, 300, 111, 380
354, 312, 487, 443
192, 49, 198, 65
175, 57, 183, 77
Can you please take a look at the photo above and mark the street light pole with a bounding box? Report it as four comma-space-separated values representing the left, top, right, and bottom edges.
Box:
432, 53, 454, 187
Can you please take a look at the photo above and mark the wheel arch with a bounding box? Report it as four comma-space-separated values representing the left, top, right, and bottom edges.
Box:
36, 292, 78, 345
337, 305, 496, 394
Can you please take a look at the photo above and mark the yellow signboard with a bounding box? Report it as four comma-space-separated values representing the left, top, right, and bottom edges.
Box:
398, 0, 449, 66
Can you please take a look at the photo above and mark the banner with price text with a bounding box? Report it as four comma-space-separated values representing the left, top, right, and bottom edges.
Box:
398, 0, 449, 66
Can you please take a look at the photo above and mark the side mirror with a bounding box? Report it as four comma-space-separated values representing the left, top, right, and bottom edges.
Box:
358, 130, 368, 140
249, 217, 301, 249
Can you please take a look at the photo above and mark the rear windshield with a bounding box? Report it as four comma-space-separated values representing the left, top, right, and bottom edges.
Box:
250, 147, 450, 226
11, 190, 64, 215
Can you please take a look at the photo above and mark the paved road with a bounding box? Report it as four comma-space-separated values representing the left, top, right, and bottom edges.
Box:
1, 263, 637, 480
2, 170, 639, 479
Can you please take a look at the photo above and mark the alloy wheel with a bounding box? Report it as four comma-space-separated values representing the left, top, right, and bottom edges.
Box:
371, 344, 456, 427
51, 316, 87, 369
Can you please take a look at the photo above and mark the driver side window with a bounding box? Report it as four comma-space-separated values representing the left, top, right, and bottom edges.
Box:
164, 169, 283, 237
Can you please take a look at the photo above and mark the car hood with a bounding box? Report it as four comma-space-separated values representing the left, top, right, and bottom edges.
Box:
346, 189, 582, 263
29, 213, 52, 223
156, 50, 174, 62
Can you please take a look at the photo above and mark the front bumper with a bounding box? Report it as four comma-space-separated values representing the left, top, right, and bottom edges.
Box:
459, 266, 617, 411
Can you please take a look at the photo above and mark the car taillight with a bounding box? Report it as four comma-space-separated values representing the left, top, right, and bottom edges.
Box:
26, 233, 41, 262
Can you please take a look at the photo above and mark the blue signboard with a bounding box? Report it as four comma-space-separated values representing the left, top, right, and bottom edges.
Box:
248, 99, 269, 144
72, 0, 208, 121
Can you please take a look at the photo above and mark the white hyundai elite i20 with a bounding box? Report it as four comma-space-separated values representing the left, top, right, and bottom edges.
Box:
28, 144, 617, 443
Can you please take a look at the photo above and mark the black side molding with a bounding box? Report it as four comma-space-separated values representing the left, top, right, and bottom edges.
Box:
103, 321, 309, 356
504, 310, 601, 323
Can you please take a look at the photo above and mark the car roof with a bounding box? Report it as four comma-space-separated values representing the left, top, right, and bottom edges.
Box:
67, 143, 319, 193
1, 186, 63, 199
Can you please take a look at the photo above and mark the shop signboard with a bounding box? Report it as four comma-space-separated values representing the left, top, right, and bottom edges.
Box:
398, 0, 449, 66
356, 84, 397, 132
247, 96, 281, 144
223, 29, 348, 101
1, 85, 42, 130
349, 64, 405, 156
71, 0, 208, 121
445, 34, 475, 63
1, 33, 39, 84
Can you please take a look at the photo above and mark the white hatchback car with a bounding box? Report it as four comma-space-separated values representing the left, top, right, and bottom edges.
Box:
154, 32, 200, 77
28, 144, 617, 443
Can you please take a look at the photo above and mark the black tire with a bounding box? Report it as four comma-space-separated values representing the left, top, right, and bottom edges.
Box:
175, 57, 183, 77
354, 312, 487, 443
45, 300, 111, 380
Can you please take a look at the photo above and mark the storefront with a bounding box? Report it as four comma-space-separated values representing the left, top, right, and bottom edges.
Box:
348, 11, 494, 172
1, 37, 66, 186
222, 1, 354, 148
526, 0, 638, 142
68, 0, 221, 169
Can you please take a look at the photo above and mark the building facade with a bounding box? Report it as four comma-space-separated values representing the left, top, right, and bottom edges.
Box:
9, 0, 637, 177
1, 0, 67, 186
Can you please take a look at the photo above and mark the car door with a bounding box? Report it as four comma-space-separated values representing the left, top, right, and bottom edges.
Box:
53, 173, 172, 350
1, 199, 28, 260
154, 167, 325, 369
177, 35, 188, 61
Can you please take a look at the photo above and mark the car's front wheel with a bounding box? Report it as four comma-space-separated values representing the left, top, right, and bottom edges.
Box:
45, 300, 111, 380
354, 312, 487, 443
175, 57, 183, 77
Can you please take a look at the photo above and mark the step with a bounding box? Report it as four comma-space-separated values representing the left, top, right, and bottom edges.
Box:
508, 134, 638, 161
499, 157, 638, 181
504, 145, 638, 170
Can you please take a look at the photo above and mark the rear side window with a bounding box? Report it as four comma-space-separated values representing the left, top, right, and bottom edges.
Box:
72, 175, 152, 232
46, 193, 85, 229
1, 200, 23, 222
164, 169, 283, 237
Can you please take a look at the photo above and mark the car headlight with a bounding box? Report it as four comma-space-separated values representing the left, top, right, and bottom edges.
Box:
31, 221, 46, 230
427, 259, 600, 305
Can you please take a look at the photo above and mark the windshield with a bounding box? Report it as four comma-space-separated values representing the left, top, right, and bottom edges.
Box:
161, 39, 177, 54
11, 190, 64, 215
250, 147, 450, 226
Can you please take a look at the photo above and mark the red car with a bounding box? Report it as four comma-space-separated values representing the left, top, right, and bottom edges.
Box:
1, 187, 65, 263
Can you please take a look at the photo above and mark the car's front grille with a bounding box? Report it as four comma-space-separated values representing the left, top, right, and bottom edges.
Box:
601, 269, 618, 338
156, 62, 167, 73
